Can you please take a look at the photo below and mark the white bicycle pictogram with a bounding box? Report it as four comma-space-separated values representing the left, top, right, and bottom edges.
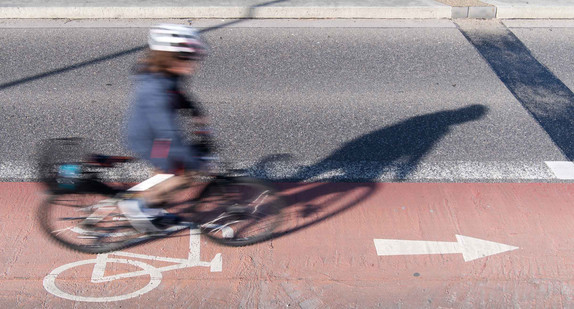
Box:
43, 228, 222, 302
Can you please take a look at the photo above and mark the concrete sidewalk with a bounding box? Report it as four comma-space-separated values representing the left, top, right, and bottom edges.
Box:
0, 0, 572, 19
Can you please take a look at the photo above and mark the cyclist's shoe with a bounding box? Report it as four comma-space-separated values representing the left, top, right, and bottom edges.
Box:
151, 213, 182, 229
118, 199, 174, 233
148, 200, 168, 208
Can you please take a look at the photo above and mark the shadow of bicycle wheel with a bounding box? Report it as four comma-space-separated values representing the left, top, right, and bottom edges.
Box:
271, 182, 377, 240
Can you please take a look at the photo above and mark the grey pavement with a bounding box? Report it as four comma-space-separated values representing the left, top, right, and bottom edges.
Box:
2, 19, 574, 182
0, 0, 572, 19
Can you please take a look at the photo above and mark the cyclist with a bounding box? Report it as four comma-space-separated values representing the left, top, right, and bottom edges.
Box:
119, 24, 210, 233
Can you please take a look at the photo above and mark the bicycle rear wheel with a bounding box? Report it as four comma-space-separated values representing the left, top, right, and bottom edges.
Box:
196, 177, 285, 246
38, 193, 144, 254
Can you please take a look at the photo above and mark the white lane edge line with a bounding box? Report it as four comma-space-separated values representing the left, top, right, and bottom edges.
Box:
545, 161, 574, 179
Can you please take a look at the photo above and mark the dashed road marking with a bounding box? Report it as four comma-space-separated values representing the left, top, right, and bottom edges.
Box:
1, 160, 569, 182
545, 161, 574, 180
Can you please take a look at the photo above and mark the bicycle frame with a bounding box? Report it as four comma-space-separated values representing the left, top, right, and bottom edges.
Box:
69, 172, 236, 241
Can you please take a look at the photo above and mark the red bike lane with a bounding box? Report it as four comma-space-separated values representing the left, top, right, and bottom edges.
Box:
2, 182, 574, 308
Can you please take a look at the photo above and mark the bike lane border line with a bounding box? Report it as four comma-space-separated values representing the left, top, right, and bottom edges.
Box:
546, 161, 574, 180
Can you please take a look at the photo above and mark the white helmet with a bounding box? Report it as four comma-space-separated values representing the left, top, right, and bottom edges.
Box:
148, 24, 208, 59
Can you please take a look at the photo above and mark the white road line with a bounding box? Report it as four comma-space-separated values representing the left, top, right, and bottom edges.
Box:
545, 161, 574, 180
1, 160, 571, 181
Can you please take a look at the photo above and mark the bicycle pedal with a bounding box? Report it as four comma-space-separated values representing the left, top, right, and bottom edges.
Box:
151, 213, 182, 229
226, 206, 248, 214
146, 231, 171, 237
77, 231, 106, 239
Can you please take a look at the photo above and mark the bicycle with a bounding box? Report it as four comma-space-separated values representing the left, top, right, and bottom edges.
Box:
36, 137, 285, 254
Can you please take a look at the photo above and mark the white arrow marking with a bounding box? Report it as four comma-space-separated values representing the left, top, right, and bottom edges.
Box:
374, 235, 518, 262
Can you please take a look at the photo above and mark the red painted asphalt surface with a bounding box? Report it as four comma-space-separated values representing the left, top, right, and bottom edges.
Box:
2, 182, 574, 307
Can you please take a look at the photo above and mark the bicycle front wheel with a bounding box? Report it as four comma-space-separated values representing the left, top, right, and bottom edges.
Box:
38, 193, 143, 254
196, 177, 285, 246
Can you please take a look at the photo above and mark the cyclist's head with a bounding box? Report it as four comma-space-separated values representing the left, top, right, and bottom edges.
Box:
148, 24, 208, 60
139, 24, 208, 76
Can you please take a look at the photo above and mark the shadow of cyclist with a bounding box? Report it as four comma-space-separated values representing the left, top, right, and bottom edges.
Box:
290, 104, 489, 181
165, 105, 489, 244
261, 104, 488, 240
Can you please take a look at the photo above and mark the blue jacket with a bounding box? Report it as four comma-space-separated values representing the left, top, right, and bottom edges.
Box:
125, 73, 199, 172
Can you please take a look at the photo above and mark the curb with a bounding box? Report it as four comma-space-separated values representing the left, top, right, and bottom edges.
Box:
0, 5, 573, 19
0, 7, 452, 19
452, 6, 496, 19
496, 7, 574, 19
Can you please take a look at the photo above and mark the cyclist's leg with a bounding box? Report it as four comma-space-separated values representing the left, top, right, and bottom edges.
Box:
119, 168, 198, 232
139, 170, 197, 206
118, 141, 201, 231
142, 144, 202, 206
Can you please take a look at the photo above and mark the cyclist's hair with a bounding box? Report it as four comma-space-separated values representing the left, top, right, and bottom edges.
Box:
135, 49, 182, 75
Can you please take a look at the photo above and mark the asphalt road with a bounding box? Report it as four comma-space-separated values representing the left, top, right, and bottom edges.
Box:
3, 19, 574, 308
1, 19, 573, 181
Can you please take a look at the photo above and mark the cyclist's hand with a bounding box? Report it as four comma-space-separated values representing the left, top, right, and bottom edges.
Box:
194, 125, 215, 155
193, 117, 210, 132
195, 138, 215, 155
